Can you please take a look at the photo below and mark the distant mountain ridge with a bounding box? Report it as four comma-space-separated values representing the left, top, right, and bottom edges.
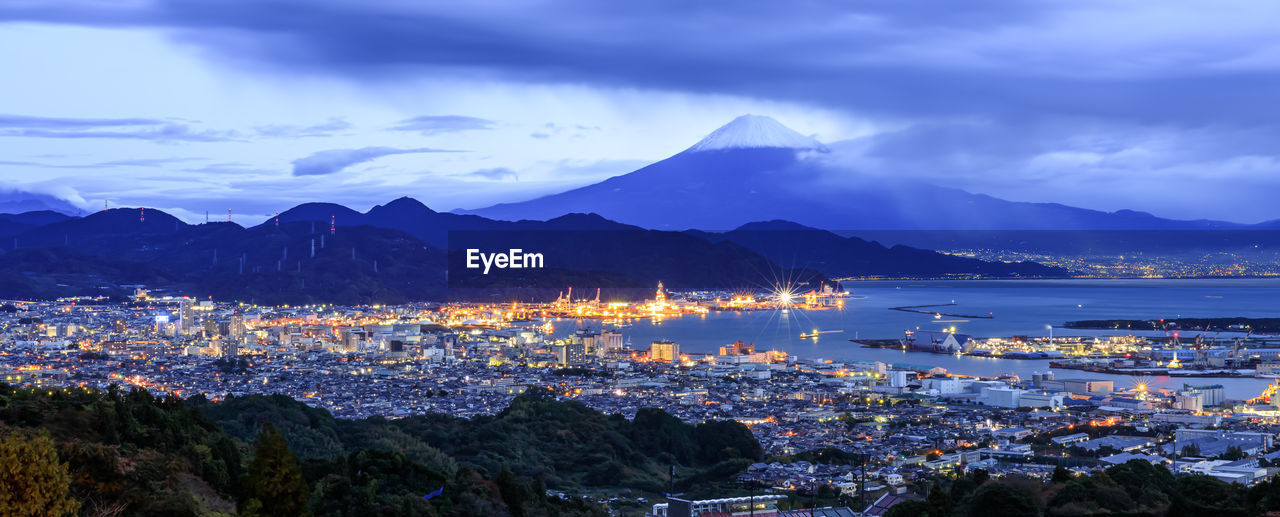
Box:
464, 115, 1261, 231
691, 221, 1063, 278
266, 197, 639, 248
0, 189, 81, 216
0, 199, 1065, 303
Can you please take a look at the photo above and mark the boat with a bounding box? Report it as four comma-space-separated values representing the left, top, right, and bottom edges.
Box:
800, 329, 844, 339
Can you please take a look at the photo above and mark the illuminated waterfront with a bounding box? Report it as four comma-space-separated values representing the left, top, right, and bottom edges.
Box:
555, 278, 1280, 398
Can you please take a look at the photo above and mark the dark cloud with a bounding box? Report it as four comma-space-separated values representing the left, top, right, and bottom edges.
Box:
390, 115, 495, 135
463, 167, 518, 181
6, 1, 1280, 220
4, 1, 1277, 126
0, 114, 237, 142
291, 146, 453, 176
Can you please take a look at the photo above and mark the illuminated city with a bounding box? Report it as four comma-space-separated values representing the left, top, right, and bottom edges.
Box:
8, 1, 1280, 516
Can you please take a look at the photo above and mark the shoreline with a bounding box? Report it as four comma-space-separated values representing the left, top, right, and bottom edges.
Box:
851, 339, 1264, 379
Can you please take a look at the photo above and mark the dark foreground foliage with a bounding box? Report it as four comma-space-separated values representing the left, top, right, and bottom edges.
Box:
886, 461, 1280, 517
0, 384, 759, 516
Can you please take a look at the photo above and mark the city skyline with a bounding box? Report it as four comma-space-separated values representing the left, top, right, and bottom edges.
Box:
8, 3, 1280, 516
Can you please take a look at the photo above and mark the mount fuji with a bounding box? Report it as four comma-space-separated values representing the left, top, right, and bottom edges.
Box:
686, 114, 827, 152
466, 115, 1250, 231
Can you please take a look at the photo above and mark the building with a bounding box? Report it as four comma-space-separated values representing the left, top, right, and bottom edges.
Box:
598, 330, 624, 356
1076, 436, 1153, 453
1175, 392, 1204, 411
651, 340, 680, 363
1041, 378, 1113, 395
908, 331, 974, 353
721, 340, 755, 356
652, 495, 786, 517
178, 297, 194, 336
1151, 413, 1221, 427
889, 370, 914, 388
1175, 429, 1273, 457
203, 319, 218, 338
864, 492, 923, 517
1183, 460, 1270, 485
993, 427, 1034, 441
980, 386, 1025, 408
1183, 384, 1226, 407
556, 340, 587, 365
921, 377, 967, 394
1052, 433, 1091, 446
977, 443, 1034, 459
1019, 391, 1065, 410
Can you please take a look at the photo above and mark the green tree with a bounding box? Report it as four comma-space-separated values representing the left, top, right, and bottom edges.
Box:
496, 467, 526, 517
1051, 465, 1073, 483
241, 424, 312, 517
886, 499, 933, 517
962, 482, 1037, 517
0, 431, 80, 517
925, 482, 954, 517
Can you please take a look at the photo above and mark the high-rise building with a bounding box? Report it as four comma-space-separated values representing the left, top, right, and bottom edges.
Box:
230, 314, 245, 342
178, 297, 194, 336
650, 340, 680, 363
557, 340, 587, 365
203, 319, 218, 338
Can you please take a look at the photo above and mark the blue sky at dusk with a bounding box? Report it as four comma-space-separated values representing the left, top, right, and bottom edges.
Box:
3, 0, 1280, 223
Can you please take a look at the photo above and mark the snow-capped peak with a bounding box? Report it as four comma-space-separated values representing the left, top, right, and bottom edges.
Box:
687, 114, 827, 152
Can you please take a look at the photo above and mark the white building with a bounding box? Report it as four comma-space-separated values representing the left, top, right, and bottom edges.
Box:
980, 386, 1025, 408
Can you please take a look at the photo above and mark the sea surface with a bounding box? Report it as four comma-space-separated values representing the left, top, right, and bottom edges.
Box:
551, 279, 1280, 399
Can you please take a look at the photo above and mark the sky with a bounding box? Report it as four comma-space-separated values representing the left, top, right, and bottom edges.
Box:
2, 0, 1280, 223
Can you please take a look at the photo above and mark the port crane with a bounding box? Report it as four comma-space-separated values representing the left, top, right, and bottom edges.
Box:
1229, 330, 1253, 368
1191, 328, 1213, 369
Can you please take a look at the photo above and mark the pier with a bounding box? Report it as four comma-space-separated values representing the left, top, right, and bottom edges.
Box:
888, 303, 995, 319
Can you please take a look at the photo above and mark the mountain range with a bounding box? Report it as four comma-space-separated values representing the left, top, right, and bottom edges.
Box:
0, 189, 82, 216
465, 115, 1276, 231
0, 200, 1065, 303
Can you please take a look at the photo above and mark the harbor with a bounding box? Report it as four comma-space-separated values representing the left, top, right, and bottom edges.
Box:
545, 278, 1280, 398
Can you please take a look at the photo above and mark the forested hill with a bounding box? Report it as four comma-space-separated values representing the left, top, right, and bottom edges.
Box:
0, 384, 760, 516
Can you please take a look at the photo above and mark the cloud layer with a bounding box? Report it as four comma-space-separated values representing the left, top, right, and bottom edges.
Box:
3, 1, 1280, 221
0, 114, 235, 142
291, 146, 452, 176
390, 115, 495, 135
